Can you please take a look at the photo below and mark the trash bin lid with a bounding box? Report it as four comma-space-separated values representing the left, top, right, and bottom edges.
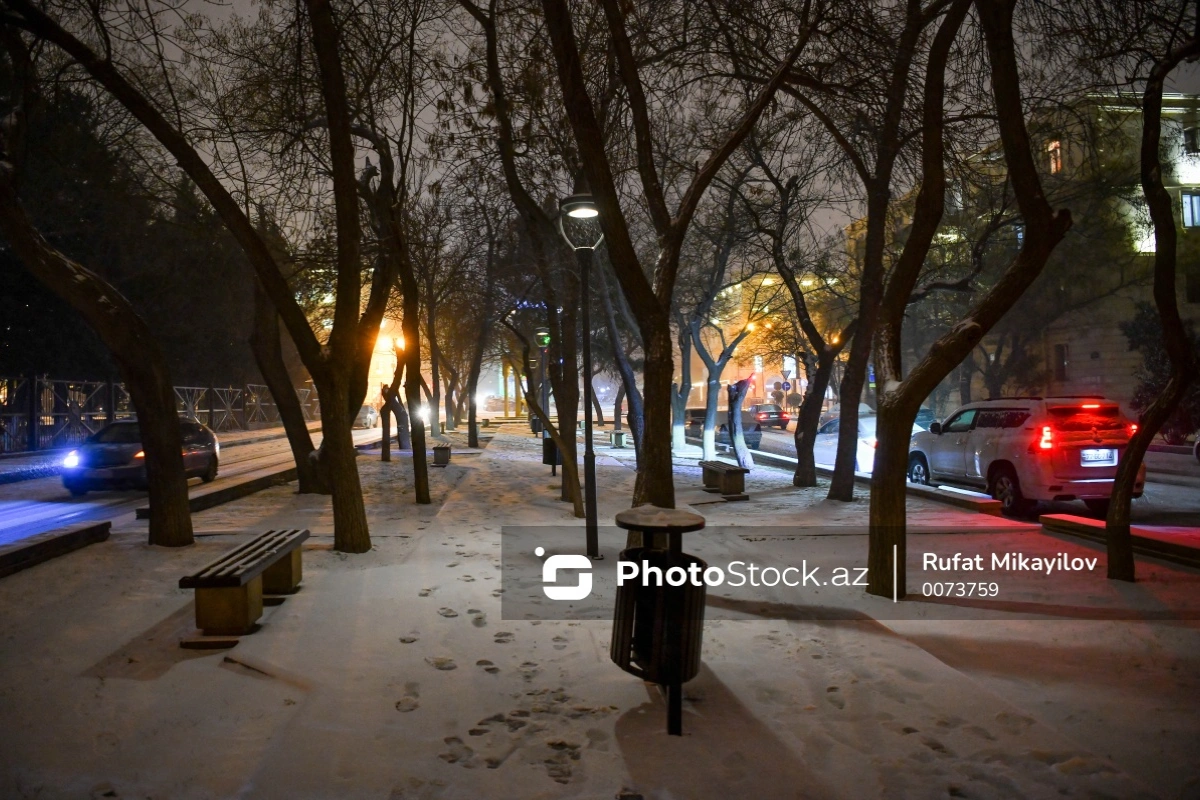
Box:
614, 505, 705, 534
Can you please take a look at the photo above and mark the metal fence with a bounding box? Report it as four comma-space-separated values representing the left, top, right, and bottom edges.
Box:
0, 376, 318, 454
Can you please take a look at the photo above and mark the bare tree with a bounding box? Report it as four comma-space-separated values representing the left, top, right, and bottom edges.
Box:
537, 0, 815, 510
0, 31, 192, 546
1105, 13, 1200, 581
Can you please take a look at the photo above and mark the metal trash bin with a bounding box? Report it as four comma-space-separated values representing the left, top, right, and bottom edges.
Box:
609, 430, 627, 449
531, 417, 543, 434
433, 445, 451, 466
541, 438, 561, 466
610, 505, 706, 736
610, 547, 706, 685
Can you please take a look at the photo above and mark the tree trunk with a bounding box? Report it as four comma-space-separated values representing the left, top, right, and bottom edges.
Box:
403, 297, 431, 504
728, 379, 754, 470
386, 388, 412, 449
793, 356, 835, 487
703, 375, 721, 461
613, 385, 624, 431
428, 310, 442, 435
0, 169, 193, 547
598, 263, 642, 460
313, 375, 370, 552
633, 318, 675, 508
590, 375, 605, 426
866, 400, 918, 597
515, 340, 584, 517
1106, 32, 1200, 581
671, 328, 691, 453
549, 300, 581, 505
828, 268, 877, 501
251, 280, 326, 493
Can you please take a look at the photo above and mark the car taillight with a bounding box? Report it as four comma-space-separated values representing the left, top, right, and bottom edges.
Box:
757, 413, 767, 420
1130, 423, 1138, 435
1081, 403, 1100, 409
780, 414, 790, 420
1038, 426, 1052, 450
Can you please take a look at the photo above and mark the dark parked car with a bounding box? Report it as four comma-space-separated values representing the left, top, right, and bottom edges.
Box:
61, 420, 219, 496
744, 403, 790, 430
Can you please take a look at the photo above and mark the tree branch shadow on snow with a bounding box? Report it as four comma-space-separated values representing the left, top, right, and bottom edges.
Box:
614, 663, 840, 799
896, 632, 1200, 693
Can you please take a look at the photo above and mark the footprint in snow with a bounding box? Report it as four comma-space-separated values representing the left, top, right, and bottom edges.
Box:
426, 657, 457, 671
438, 608, 459, 618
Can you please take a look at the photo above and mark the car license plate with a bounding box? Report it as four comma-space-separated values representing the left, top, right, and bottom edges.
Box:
1080, 449, 1116, 466
88, 468, 116, 479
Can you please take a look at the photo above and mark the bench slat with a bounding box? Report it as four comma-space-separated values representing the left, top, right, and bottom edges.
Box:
699, 460, 749, 474
180, 529, 310, 588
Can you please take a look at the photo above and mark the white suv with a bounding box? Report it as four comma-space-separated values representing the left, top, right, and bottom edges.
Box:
907, 397, 1146, 516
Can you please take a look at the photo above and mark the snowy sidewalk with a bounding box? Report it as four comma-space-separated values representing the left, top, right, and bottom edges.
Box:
0, 432, 1196, 798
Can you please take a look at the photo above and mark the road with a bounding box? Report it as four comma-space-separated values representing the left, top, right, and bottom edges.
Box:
0, 427, 382, 546
753, 427, 1200, 526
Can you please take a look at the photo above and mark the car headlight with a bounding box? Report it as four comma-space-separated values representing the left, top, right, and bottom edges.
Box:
63, 450, 80, 468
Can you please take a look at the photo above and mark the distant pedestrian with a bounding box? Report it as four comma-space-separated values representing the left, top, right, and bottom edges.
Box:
0, 420, 7, 454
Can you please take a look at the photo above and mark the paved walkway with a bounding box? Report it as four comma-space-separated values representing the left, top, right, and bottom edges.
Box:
0, 432, 1195, 798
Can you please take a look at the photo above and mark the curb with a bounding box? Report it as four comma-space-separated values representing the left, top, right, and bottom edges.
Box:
1039, 514, 1200, 569
693, 437, 1002, 516
133, 431, 383, 519
0, 521, 111, 579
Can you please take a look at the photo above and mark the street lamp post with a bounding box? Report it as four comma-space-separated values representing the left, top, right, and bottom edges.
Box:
558, 193, 603, 560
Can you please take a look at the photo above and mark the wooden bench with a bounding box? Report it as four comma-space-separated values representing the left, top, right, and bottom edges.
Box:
698, 460, 750, 501
179, 529, 310, 636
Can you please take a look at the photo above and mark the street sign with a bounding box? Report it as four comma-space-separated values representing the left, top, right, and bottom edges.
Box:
781, 370, 791, 380
781, 381, 792, 391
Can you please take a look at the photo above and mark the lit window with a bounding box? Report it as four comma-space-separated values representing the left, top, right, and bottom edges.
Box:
1183, 193, 1200, 227
1047, 140, 1063, 175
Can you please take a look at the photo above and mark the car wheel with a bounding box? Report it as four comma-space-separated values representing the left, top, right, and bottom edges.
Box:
1083, 498, 1111, 517
201, 456, 218, 483
907, 454, 931, 485
990, 465, 1032, 517
65, 481, 87, 497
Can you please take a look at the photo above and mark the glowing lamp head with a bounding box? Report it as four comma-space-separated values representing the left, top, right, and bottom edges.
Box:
559, 194, 599, 218
557, 193, 603, 250
63, 450, 80, 469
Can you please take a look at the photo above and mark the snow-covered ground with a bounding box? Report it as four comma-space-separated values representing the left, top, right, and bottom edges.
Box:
0, 430, 1196, 799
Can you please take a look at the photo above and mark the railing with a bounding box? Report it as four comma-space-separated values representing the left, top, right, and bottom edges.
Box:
0, 376, 318, 454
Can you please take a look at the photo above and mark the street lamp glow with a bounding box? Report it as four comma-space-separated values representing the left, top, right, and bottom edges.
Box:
557, 193, 604, 250
560, 193, 599, 218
